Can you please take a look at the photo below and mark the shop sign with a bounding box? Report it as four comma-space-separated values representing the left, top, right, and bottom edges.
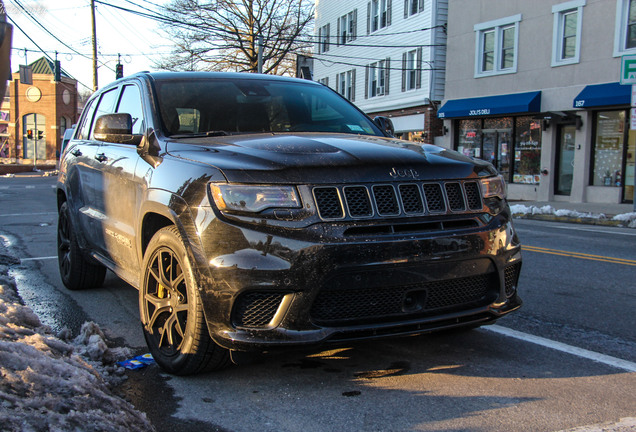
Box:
631, 107, 636, 130
621, 54, 636, 85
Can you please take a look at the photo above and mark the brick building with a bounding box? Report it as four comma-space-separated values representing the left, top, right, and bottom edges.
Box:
0, 57, 78, 166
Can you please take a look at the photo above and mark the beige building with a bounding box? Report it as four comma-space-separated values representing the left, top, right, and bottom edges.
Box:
437, 0, 635, 205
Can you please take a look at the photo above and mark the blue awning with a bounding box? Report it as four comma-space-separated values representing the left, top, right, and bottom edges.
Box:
437, 91, 541, 119
572, 82, 630, 108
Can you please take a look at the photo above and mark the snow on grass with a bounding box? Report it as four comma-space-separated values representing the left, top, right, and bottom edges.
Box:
0, 269, 155, 432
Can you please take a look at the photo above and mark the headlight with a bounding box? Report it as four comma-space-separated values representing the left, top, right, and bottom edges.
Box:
209, 184, 301, 213
480, 174, 507, 200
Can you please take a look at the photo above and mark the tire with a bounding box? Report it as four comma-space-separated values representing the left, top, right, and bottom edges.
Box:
57, 201, 107, 290
139, 226, 230, 375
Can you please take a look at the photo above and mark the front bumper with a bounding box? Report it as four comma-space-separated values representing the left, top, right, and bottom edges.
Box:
193, 211, 522, 352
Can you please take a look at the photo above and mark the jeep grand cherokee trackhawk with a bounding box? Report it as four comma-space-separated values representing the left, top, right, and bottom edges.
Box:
57, 72, 522, 375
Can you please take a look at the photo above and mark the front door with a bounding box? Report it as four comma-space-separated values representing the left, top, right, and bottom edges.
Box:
23, 113, 46, 160
482, 129, 511, 178
556, 124, 576, 195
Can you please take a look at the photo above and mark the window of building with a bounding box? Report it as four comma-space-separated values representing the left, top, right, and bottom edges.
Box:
614, 0, 636, 55
474, 14, 521, 77
366, 59, 389, 98
369, 0, 390, 33
337, 70, 356, 101
60, 116, 67, 138
318, 77, 329, 87
402, 49, 421, 91
318, 24, 330, 53
338, 10, 357, 45
514, 117, 542, 184
592, 110, 625, 187
456, 116, 541, 185
552, 0, 585, 66
404, 0, 423, 18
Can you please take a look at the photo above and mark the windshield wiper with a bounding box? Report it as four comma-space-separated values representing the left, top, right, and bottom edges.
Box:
169, 130, 230, 138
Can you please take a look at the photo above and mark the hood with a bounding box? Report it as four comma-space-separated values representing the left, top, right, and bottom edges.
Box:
165, 133, 497, 184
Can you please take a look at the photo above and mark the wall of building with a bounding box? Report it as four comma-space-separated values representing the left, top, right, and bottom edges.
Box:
4, 73, 78, 163
313, 0, 448, 141
438, 0, 634, 205
444, 0, 618, 102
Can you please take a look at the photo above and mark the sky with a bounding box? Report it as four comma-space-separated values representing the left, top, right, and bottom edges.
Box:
6, 0, 171, 93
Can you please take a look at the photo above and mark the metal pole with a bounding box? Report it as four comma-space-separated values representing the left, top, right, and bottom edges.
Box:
257, 34, 263, 74
90, 0, 98, 91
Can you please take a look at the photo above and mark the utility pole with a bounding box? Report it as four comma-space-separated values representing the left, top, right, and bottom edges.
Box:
257, 34, 263, 74
90, 0, 98, 90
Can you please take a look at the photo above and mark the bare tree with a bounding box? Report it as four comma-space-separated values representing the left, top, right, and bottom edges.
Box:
155, 0, 314, 75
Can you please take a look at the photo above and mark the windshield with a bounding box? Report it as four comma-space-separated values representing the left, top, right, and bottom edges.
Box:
154, 78, 383, 137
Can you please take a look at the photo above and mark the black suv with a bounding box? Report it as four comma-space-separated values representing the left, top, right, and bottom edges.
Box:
57, 72, 522, 375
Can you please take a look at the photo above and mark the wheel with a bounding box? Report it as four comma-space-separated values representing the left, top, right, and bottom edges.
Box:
57, 201, 106, 290
139, 226, 230, 375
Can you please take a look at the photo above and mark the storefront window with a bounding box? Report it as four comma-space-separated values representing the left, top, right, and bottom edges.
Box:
592, 111, 625, 187
458, 119, 481, 158
456, 117, 535, 184
513, 116, 542, 184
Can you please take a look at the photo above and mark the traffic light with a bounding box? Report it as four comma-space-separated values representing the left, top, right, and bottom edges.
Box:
116, 63, 123, 79
37, 130, 44, 140
26, 129, 33, 139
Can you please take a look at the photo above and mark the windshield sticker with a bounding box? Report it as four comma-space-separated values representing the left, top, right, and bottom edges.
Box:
347, 124, 364, 132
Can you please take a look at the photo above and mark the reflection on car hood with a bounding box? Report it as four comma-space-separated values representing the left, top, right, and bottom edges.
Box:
165, 133, 496, 183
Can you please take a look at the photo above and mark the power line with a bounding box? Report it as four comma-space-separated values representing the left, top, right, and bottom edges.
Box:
5, 14, 92, 91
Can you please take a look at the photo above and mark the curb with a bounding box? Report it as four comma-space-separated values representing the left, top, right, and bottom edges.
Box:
512, 213, 630, 228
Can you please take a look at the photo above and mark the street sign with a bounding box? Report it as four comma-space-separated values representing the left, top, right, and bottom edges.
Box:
621, 54, 636, 84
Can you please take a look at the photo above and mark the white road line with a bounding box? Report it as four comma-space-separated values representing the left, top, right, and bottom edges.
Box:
486, 325, 636, 372
0, 212, 57, 217
20, 256, 58, 262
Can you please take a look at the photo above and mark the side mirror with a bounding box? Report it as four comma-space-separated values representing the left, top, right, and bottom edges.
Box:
93, 113, 143, 145
373, 116, 395, 137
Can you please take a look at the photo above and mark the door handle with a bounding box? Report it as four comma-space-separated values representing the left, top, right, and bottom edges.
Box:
71, 149, 82, 157
95, 153, 108, 163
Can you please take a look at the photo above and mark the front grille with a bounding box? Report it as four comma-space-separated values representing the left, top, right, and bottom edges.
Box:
445, 183, 466, 212
311, 273, 498, 325
313, 180, 484, 221
313, 187, 344, 219
464, 182, 482, 210
423, 183, 445, 213
504, 262, 522, 297
399, 184, 424, 214
344, 186, 372, 217
373, 185, 400, 216
233, 292, 285, 328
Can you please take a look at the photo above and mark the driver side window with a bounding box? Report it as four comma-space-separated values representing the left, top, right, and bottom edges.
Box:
89, 88, 120, 140
117, 85, 145, 134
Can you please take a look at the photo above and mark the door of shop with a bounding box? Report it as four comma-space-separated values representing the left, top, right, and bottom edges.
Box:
23, 113, 46, 160
556, 124, 576, 195
482, 129, 511, 179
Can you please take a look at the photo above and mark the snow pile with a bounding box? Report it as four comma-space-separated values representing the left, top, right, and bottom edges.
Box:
510, 204, 636, 227
612, 212, 636, 228
0, 270, 155, 432
510, 204, 605, 219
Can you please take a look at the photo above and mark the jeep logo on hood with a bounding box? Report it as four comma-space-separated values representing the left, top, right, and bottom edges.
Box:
389, 167, 420, 179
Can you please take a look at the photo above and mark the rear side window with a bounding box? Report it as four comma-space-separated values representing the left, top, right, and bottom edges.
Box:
89, 88, 120, 139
